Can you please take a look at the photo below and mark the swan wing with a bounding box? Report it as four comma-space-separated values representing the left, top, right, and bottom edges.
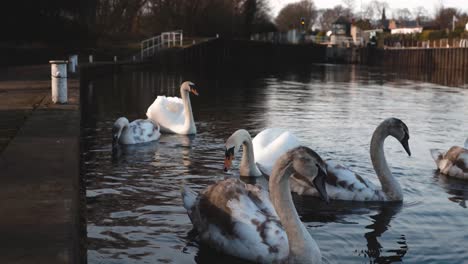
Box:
146, 96, 185, 132
323, 160, 385, 201
120, 119, 160, 144
253, 128, 302, 174
185, 179, 288, 263
288, 159, 385, 201
439, 147, 468, 179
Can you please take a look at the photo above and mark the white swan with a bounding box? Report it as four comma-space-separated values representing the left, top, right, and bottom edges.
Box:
146, 81, 198, 135
224, 128, 301, 177
112, 117, 160, 146
182, 146, 328, 263
259, 118, 411, 202
430, 138, 468, 179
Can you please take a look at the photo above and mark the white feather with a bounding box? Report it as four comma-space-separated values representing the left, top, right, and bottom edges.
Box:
252, 128, 302, 174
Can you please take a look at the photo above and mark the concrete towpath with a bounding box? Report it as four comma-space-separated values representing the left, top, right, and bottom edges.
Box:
0, 65, 82, 263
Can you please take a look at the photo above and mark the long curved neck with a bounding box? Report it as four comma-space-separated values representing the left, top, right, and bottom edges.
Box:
238, 132, 261, 177
269, 165, 321, 263
370, 123, 403, 201
180, 87, 195, 133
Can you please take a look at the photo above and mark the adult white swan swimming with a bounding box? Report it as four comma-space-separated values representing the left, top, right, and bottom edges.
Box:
223, 128, 301, 176
259, 118, 411, 202
112, 117, 160, 146
182, 146, 328, 263
146, 81, 199, 135
430, 138, 468, 179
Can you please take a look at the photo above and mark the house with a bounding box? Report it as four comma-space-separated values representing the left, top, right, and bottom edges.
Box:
331, 17, 353, 47
390, 20, 422, 34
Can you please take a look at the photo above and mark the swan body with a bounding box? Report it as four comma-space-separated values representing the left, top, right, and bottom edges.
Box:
430, 138, 468, 179
146, 81, 198, 135
253, 128, 302, 174
182, 146, 328, 263
112, 117, 160, 145
224, 128, 301, 177
260, 118, 411, 202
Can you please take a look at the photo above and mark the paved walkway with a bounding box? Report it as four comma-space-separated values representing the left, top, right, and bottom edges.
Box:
0, 65, 82, 263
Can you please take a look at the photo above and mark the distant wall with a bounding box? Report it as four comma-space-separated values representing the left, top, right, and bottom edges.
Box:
359, 47, 468, 72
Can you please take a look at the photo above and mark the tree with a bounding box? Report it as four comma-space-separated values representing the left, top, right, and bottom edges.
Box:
318, 5, 352, 31
434, 6, 460, 30
342, 0, 355, 12
394, 8, 412, 23
275, 0, 317, 32
365, 0, 389, 20
413, 6, 429, 25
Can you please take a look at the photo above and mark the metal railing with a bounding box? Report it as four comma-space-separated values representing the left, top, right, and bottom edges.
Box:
141, 30, 183, 59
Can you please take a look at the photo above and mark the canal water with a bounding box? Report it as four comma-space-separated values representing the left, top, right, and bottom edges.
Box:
82, 64, 468, 263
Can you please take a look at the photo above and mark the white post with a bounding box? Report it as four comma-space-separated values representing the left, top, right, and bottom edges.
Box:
49, 60, 68, 104
67, 55, 76, 73
114, 56, 117, 62
89, 55, 93, 63
180, 32, 183, 46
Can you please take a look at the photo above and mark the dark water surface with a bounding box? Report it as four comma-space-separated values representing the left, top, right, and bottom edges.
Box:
82, 64, 468, 263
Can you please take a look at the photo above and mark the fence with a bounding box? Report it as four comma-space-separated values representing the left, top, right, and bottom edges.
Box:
140, 30, 183, 59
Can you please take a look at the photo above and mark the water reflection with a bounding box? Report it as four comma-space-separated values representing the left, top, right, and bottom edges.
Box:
362, 205, 407, 263
82, 63, 468, 263
434, 172, 468, 209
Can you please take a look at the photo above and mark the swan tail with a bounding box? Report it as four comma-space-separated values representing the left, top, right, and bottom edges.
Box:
181, 184, 197, 211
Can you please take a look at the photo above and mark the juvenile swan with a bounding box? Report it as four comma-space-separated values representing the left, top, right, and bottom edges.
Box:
146, 81, 199, 135
259, 118, 411, 202
112, 117, 160, 146
430, 138, 468, 179
223, 128, 301, 177
182, 146, 328, 263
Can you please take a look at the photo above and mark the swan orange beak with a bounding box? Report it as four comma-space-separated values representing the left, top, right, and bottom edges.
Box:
190, 88, 199, 96
224, 155, 233, 172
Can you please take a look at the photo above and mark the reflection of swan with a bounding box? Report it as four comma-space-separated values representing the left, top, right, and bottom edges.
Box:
112, 140, 159, 163
363, 204, 407, 263
146, 81, 199, 135
182, 146, 328, 263
293, 197, 407, 263
434, 172, 468, 208
260, 118, 411, 201
112, 117, 160, 146
224, 128, 301, 177
430, 138, 468, 179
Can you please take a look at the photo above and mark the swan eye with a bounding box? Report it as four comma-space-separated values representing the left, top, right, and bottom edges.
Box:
225, 147, 235, 158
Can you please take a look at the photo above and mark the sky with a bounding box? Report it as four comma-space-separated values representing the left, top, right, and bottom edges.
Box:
269, 0, 468, 17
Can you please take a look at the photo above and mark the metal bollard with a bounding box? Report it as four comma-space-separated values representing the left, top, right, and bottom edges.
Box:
49, 60, 68, 104
89, 55, 93, 63
114, 56, 117, 62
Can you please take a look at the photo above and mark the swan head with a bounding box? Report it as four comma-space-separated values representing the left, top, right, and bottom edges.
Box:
385, 118, 411, 156
181, 81, 199, 96
276, 146, 329, 203
112, 117, 129, 146
224, 129, 251, 172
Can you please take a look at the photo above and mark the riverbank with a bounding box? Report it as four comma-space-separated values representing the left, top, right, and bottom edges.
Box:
0, 64, 83, 263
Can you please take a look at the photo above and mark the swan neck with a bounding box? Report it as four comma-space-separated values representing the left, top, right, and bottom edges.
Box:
239, 133, 261, 176
269, 165, 321, 263
180, 87, 195, 132
370, 124, 403, 201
